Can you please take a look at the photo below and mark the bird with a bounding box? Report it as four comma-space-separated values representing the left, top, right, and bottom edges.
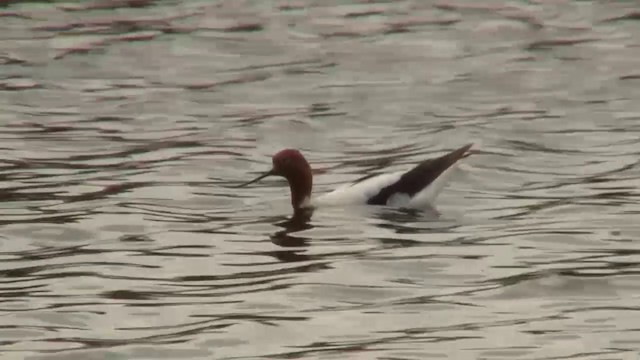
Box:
236, 143, 473, 217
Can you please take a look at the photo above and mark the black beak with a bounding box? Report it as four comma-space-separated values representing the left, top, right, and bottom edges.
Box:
235, 169, 275, 188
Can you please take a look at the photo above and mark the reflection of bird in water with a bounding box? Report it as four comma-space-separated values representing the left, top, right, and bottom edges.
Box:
268, 210, 314, 263
374, 204, 441, 223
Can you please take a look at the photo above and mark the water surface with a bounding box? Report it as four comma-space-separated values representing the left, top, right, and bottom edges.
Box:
1, 1, 640, 359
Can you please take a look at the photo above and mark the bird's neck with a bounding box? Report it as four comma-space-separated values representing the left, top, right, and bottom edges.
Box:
287, 171, 312, 212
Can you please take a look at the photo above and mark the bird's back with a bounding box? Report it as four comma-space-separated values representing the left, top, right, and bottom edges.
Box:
314, 144, 472, 209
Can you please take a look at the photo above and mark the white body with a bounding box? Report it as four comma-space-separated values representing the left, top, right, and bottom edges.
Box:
312, 160, 461, 210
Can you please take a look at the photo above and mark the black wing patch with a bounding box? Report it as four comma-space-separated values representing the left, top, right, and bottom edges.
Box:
366, 144, 472, 206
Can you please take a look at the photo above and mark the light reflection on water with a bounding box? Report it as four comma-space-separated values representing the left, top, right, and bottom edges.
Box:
1, 0, 640, 359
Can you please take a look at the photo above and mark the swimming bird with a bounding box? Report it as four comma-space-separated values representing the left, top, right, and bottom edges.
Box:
237, 144, 473, 216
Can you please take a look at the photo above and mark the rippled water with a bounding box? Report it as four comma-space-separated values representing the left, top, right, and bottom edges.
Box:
1, 0, 640, 359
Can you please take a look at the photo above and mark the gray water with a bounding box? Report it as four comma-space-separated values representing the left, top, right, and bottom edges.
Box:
1, 1, 640, 359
